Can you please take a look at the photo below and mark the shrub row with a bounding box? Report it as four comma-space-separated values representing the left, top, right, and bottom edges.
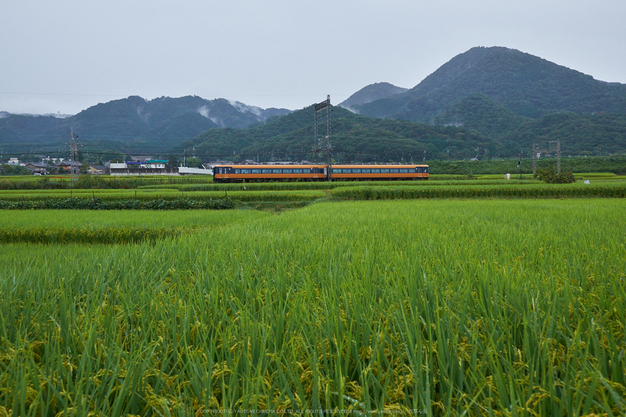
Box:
331, 183, 626, 200
0, 226, 187, 244
0, 190, 323, 204
141, 179, 534, 192
0, 197, 235, 210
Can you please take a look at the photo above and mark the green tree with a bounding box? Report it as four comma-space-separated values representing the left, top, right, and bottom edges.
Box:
185, 157, 204, 168
167, 155, 178, 168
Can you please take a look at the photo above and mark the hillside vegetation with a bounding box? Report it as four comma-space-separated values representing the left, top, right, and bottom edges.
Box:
183, 102, 626, 162
180, 105, 500, 162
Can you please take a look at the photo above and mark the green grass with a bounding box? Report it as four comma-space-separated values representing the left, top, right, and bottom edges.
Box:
0, 199, 625, 415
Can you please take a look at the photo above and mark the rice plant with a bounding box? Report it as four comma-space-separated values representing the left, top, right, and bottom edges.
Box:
0, 199, 624, 415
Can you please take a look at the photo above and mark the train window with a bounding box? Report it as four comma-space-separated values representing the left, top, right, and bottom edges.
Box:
333, 169, 341, 173
293, 169, 303, 173
362, 169, 371, 173
425, 168, 429, 173
272, 169, 282, 173
390, 169, 399, 173
343, 169, 352, 173
235, 169, 241, 174
283, 169, 292, 173
381, 169, 390, 173
372, 169, 380, 173
399, 169, 408, 173
252, 169, 261, 174
353, 169, 361, 173
241, 169, 251, 174
262, 169, 272, 173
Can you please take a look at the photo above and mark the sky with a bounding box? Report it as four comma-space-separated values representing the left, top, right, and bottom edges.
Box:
1, 0, 625, 115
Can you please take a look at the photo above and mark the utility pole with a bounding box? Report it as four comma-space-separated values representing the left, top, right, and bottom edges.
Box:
314, 95, 332, 181
70, 127, 79, 186
532, 143, 538, 176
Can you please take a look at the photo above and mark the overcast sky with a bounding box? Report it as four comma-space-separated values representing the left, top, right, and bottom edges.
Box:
1, 0, 625, 115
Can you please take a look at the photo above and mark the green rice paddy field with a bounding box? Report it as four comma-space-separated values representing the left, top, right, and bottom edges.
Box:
1, 199, 625, 416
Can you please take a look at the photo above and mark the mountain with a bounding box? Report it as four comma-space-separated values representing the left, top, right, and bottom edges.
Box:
355, 46, 626, 122
0, 96, 291, 154
339, 82, 408, 111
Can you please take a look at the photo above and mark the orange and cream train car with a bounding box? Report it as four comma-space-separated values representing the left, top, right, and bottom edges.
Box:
212, 164, 429, 183
330, 164, 428, 181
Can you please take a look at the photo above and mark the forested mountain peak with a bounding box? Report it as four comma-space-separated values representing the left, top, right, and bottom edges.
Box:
355, 46, 626, 122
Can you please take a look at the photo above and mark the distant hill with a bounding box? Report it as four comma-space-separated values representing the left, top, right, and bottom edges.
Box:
339, 82, 408, 111
0, 96, 291, 155
355, 46, 626, 122
178, 105, 502, 162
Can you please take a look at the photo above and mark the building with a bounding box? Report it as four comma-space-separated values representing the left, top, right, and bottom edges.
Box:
89, 165, 107, 175
24, 162, 51, 175
146, 160, 167, 169
57, 161, 81, 173
178, 166, 213, 175
109, 160, 178, 176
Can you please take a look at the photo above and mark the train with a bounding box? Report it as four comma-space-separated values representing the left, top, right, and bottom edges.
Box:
212, 164, 429, 183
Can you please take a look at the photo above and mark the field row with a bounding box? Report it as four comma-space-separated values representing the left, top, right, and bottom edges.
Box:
0, 209, 268, 228
0, 210, 269, 244
331, 182, 626, 199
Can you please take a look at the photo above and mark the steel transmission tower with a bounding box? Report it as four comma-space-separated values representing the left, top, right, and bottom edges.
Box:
314, 95, 332, 181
